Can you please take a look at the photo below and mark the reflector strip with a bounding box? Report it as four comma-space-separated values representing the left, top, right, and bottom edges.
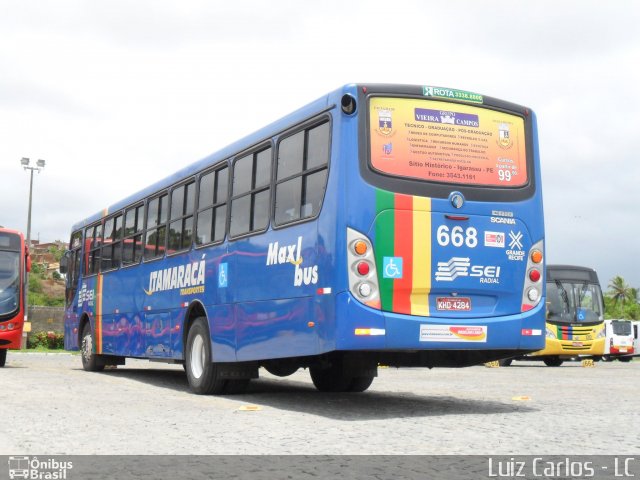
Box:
316, 287, 332, 295
354, 328, 386, 336
96, 274, 103, 354
522, 328, 542, 336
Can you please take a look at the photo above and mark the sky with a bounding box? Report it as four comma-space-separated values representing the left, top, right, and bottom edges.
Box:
1, 0, 639, 289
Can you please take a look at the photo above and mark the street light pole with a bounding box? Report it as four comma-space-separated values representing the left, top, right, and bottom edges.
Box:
21, 157, 46, 248
20, 157, 45, 347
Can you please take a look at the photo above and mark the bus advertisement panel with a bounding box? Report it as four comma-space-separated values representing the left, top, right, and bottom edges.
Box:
0, 228, 30, 367
62, 84, 545, 394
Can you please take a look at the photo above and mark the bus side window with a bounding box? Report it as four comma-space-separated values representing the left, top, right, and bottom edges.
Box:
145, 194, 168, 260
230, 147, 271, 238
196, 166, 228, 246
168, 180, 195, 253
275, 120, 330, 226
123, 204, 144, 265
101, 214, 123, 271
85, 224, 102, 275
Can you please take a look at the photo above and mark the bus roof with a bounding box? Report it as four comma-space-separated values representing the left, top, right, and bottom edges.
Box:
546, 265, 599, 284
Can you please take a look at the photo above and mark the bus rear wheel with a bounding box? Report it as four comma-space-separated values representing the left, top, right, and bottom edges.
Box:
0, 349, 6, 367
81, 323, 105, 372
185, 317, 227, 395
310, 359, 375, 393
618, 356, 632, 363
543, 357, 563, 367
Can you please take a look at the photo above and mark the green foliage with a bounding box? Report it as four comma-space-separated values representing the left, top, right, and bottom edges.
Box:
27, 331, 65, 349
48, 244, 65, 262
29, 273, 43, 293
605, 276, 640, 320
27, 290, 65, 307
30, 262, 46, 275
27, 270, 65, 307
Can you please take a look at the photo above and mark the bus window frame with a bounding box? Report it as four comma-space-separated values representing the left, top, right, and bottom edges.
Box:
121, 202, 145, 269
272, 114, 332, 231
84, 221, 103, 278
194, 161, 230, 250
166, 176, 197, 257
143, 190, 169, 263
100, 211, 124, 273
228, 140, 274, 241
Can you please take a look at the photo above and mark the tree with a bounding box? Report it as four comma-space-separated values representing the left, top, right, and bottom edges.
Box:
607, 276, 636, 318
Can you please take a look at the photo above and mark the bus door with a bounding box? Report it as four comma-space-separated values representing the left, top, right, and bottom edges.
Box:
62, 231, 83, 350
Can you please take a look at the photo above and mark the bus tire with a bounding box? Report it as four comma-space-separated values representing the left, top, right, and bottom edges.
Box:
185, 317, 226, 395
543, 357, 563, 367
0, 349, 6, 367
618, 356, 632, 363
310, 359, 374, 393
348, 376, 375, 392
81, 322, 105, 372
499, 358, 513, 367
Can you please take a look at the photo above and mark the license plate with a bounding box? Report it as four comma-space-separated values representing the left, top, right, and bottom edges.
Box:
620, 348, 628, 353
572, 342, 583, 347
436, 297, 471, 311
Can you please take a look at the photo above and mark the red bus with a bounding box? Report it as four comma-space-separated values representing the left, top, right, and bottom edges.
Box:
0, 228, 30, 367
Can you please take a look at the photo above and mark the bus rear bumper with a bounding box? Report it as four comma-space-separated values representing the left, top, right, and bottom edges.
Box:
335, 292, 546, 352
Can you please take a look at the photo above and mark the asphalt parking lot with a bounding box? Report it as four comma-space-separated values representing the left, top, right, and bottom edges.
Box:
1, 353, 638, 455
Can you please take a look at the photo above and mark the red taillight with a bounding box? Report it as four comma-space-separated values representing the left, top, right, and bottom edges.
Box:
357, 261, 370, 276
529, 269, 541, 282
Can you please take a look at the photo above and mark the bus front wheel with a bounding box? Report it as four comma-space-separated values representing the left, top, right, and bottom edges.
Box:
81, 323, 105, 372
0, 349, 6, 367
185, 317, 226, 395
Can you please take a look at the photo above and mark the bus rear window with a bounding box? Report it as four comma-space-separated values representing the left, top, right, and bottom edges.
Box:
369, 97, 528, 187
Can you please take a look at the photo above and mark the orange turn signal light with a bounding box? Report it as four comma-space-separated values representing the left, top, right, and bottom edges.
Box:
530, 250, 543, 264
354, 240, 368, 256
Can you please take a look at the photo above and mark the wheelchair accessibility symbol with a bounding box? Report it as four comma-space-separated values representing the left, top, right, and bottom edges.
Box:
383, 257, 403, 279
218, 263, 228, 288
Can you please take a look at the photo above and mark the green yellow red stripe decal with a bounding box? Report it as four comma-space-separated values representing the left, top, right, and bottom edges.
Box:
375, 190, 432, 316
393, 194, 413, 314
411, 196, 431, 316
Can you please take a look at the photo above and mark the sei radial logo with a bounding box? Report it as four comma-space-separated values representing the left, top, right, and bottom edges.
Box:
435, 257, 501, 284
8, 456, 73, 480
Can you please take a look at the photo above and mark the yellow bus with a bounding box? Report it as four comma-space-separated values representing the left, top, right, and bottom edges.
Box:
502, 265, 605, 366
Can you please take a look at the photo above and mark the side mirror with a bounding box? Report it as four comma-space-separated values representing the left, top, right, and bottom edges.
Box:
59, 251, 70, 274
26, 249, 32, 273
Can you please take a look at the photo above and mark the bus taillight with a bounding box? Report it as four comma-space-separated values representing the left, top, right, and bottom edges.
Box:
347, 228, 381, 309
521, 240, 544, 312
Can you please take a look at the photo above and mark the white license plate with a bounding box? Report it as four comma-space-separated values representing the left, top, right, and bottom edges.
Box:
436, 297, 471, 311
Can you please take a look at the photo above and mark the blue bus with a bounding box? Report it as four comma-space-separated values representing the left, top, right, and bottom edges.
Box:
61, 84, 545, 394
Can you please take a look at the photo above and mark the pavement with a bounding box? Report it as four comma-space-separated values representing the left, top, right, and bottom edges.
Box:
1, 352, 638, 455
